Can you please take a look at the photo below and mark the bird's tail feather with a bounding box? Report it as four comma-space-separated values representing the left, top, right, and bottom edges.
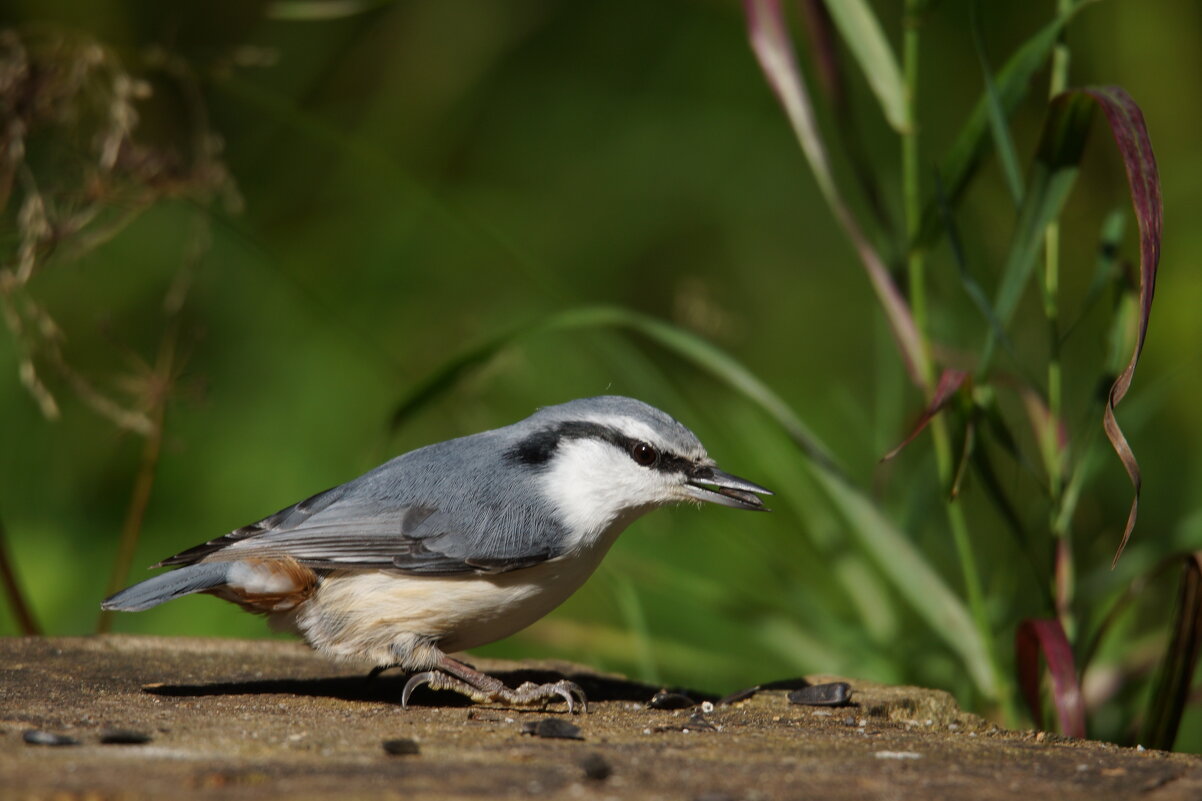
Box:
101, 562, 230, 612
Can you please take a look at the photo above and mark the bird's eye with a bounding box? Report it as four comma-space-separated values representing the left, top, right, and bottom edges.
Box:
630, 441, 658, 467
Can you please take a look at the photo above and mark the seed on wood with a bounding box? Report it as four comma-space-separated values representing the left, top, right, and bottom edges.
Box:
716, 687, 759, 706
788, 682, 852, 707
521, 718, 583, 740
23, 730, 80, 746
646, 691, 695, 710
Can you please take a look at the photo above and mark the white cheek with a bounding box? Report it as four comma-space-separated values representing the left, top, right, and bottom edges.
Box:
539, 439, 674, 549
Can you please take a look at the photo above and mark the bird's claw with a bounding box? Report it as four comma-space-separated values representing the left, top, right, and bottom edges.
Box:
514, 679, 588, 713
401, 670, 439, 708
400, 671, 587, 713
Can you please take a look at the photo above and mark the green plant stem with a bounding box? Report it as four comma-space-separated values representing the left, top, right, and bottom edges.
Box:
1045, 0, 1071, 470
1046, 0, 1073, 629
903, 7, 925, 336
903, 0, 1013, 720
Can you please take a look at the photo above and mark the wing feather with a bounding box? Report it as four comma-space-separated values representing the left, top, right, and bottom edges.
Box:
156, 454, 564, 576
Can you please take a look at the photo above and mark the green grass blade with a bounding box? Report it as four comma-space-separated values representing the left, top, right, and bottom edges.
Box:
979, 91, 1096, 375
822, 0, 908, 133
971, 1, 1024, 205
611, 576, 661, 684
798, 0, 898, 240
388, 306, 842, 474
1062, 209, 1126, 342
1017, 383, 1067, 495
598, 308, 841, 471
1079, 554, 1175, 675
916, 2, 1092, 249
268, 0, 394, 21
1052, 421, 1106, 549
932, 171, 1017, 360
388, 329, 521, 430
971, 435, 1037, 555
744, 0, 929, 388
808, 467, 996, 697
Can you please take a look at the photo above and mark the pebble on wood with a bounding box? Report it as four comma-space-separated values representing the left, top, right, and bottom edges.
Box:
579, 752, 612, 781
521, 718, 584, 740
23, 730, 81, 747
100, 729, 152, 745
382, 737, 421, 756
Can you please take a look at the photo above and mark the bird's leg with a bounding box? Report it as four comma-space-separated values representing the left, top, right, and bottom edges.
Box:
377, 656, 474, 681
401, 655, 588, 713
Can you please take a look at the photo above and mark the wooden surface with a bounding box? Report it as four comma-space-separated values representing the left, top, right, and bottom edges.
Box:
3, 635, 1201, 800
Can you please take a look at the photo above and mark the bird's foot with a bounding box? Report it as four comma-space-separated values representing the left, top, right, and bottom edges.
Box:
493, 678, 588, 713
403, 668, 586, 712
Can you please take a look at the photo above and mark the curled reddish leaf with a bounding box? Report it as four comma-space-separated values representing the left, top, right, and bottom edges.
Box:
881, 369, 968, 462
981, 85, 1159, 563
1015, 618, 1085, 738
1072, 87, 1161, 566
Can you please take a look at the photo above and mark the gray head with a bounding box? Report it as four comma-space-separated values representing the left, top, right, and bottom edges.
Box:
506, 396, 772, 539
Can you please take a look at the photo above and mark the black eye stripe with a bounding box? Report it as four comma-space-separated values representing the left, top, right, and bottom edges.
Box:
655, 452, 693, 474
508, 421, 694, 474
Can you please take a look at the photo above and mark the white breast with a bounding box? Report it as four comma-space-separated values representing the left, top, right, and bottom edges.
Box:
288, 526, 627, 669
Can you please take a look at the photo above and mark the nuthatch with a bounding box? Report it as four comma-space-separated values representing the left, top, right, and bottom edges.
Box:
103, 396, 773, 711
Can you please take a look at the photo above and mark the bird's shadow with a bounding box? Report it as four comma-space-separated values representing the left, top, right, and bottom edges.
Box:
142, 668, 721, 709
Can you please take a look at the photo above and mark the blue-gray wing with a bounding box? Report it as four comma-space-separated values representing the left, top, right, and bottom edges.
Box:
156, 482, 560, 575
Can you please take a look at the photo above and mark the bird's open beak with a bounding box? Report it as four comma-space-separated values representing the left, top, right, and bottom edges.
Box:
684, 466, 774, 511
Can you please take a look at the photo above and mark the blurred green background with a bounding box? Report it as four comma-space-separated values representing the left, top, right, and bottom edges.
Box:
2, 0, 1200, 748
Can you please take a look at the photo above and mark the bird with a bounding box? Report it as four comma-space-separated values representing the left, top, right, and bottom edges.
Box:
102, 395, 773, 712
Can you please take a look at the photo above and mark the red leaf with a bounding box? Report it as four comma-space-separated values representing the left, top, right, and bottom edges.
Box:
1073, 87, 1161, 566
881, 369, 968, 462
1015, 618, 1085, 738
